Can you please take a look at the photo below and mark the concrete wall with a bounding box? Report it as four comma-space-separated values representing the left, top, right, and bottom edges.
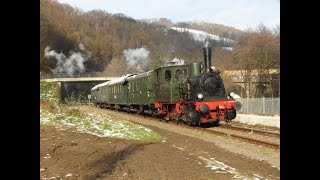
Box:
234, 113, 280, 128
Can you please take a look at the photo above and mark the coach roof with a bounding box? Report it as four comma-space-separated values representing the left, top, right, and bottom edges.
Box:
108, 74, 136, 86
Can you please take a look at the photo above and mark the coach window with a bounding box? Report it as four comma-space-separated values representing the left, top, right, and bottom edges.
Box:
175, 70, 181, 79
136, 81, 139, 91
165, 70, 171, 81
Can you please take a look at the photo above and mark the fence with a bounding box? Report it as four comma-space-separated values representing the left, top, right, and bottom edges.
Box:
236, 98, 280, 115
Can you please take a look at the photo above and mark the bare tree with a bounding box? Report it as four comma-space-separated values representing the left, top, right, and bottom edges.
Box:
230, 24, 280, 98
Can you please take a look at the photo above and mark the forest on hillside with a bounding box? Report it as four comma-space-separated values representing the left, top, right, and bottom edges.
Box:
40, 0, 280, 97
40, 0, 250, 75
40, 0, 237, 75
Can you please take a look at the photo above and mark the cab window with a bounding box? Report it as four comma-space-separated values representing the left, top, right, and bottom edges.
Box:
165, 70, 171, 81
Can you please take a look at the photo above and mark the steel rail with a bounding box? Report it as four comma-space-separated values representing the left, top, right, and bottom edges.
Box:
219, 125, 280, 138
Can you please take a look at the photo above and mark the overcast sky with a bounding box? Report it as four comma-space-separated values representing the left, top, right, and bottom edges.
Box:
57, 0, 280, 31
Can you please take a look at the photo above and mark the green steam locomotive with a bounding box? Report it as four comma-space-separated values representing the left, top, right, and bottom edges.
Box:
91, 47, 241, 126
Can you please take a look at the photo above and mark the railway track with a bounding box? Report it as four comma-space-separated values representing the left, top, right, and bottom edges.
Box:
84, 105, 280, 149
219, 125, 280, 138
199, 127, 280, 149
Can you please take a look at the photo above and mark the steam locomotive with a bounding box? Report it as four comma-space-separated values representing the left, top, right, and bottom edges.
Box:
91, 47, 242, 126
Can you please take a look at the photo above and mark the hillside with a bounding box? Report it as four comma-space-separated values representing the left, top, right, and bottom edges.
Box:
40, 0, 242, 75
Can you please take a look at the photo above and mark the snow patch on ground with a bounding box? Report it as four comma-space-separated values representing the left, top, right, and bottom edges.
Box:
42, 177, 56, 180
65, 173, 73, 177
198, 156, 248, 179
40, 108, 159, 141
169, 27, 235, 44
172, 145, 184, 151
199, 156, 266, 179
44, 154, 51, 159
235, 114, 280, 128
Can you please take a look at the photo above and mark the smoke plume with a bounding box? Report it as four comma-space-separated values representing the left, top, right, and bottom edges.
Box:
166, 58, 185, 66
123, 46, 150, 72
44, 43, 91, 75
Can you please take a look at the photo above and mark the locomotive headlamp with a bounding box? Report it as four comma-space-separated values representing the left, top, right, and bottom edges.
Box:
197, 93, 203, 99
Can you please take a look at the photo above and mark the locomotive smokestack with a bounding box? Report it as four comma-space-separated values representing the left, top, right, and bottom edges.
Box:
203, 47, 212, 73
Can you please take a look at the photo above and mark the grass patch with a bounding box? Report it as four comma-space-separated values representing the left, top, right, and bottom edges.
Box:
261, 148, 278, 156
40, 81, 162, 142
40, 108, 161, 142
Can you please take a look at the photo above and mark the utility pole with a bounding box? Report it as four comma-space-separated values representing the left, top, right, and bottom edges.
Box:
88, 94, 91, 106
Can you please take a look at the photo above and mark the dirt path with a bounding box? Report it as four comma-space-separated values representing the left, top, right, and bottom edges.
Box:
40, 106, 280, 179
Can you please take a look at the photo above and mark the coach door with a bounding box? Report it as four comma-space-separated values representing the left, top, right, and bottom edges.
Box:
155, 70, 160, 101
123, 81, 128, 104
155, 69, 171, 102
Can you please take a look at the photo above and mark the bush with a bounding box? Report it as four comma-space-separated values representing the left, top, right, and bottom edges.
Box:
40, 81, 60, 109
64, 107, 82, 117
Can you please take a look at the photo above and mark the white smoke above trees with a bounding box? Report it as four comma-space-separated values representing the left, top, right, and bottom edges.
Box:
166, 58, 185, 66
123, 46, 150, 73
44, 43, 91, 75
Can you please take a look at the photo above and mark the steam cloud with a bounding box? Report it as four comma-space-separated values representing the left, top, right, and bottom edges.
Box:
44, 43, 91, 75
123, 47, 150, 72
166, 58, 185, 66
